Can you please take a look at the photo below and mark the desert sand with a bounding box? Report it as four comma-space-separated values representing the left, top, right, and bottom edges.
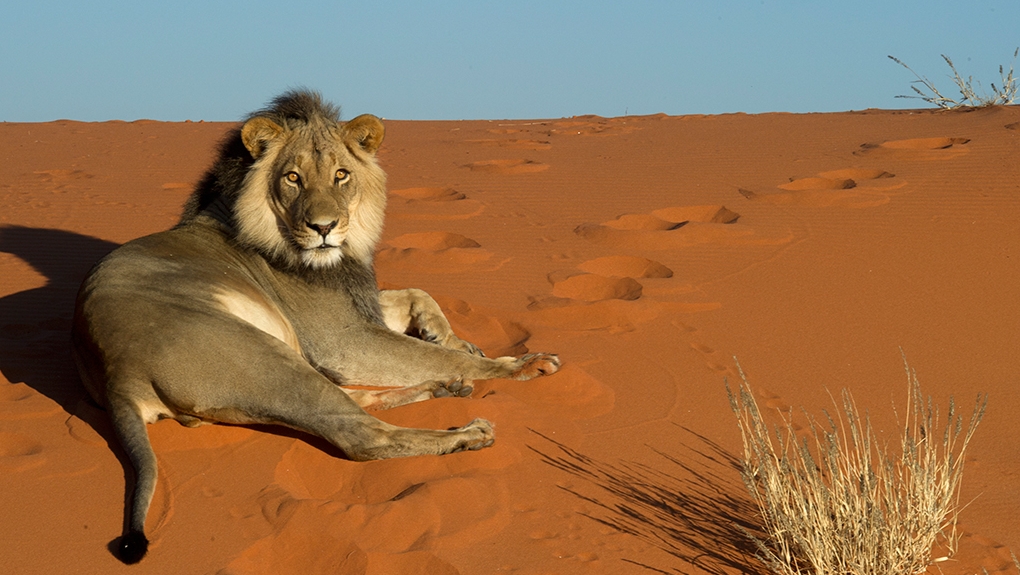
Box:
1, 106, 1018, 575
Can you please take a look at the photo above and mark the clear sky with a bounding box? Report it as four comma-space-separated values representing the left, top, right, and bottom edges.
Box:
2, 1, 1018, 122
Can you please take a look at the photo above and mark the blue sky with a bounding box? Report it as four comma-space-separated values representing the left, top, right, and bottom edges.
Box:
2, 1, 1018, 121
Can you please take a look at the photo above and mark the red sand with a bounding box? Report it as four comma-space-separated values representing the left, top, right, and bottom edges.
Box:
1, 107, 1018, 574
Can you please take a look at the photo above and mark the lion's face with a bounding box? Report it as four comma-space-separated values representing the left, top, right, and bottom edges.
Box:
233, 114, 386, 269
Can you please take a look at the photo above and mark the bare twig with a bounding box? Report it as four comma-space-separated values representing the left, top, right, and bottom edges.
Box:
889, 49, 1019, 108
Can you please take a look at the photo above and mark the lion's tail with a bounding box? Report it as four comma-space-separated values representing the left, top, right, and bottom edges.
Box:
118, 530, 149, 564
109, 395, 157, 564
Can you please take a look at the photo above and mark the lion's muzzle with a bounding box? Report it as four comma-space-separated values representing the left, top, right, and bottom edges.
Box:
306, 219, 339, 238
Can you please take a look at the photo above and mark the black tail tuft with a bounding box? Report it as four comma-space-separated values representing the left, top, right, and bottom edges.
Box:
118, 530, 149, 564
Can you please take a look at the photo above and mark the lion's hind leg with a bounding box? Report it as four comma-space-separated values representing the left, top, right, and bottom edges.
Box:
341, 417, 496, 460
204, 361, 494, 460
292, 385, 496, 460
443, 418, 494, 452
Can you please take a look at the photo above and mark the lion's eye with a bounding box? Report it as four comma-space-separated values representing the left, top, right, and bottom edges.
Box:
285, 172, 300, 184
335, 169, 350, 182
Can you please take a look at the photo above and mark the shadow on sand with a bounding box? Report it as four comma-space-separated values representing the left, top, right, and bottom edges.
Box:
0, 225, 118, 416
530, 424, 768, 575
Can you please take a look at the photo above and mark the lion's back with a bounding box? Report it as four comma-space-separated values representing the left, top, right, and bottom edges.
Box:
75, 223, 276, 351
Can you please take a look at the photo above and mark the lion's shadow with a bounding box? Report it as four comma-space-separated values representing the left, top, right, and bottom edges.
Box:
0, 226, 118, 418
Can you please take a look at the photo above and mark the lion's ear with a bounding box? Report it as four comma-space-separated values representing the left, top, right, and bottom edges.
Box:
343, 114, 385, 155
241, 117, 284, 159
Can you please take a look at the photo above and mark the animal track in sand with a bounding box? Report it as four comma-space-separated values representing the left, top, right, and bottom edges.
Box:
873, 137, 969, 150
689, 342, 714, 354
602, 214, 684, 231
575, 205, 750, 250
533, 255, 679, 328
648, 205, 740, 224
0, 431, 45, 473
32, 169, 94, 182
741, 168, 902, 208
816, 168, 895, 181
463, 159, 549, 174
577, 256, 673, 279
387, 187, 485, 221
778, 177, 856, 191
551, 273, 643, 302
955, 530, 1020, 573
0, 431, 42, 457
26, 169, 95, 196
778, 169, 896, 191
591, 205, 740, 232
856, 136, 970, 158
550, 116, 644, 137
435, 296, 532, 357
467, 139, 552, 150
390, 187, 467, 202
490, 364, 614, 419
670, 319, 736, 376
377, 232, 496, 273
0, 378, 63, 419
756, 389, 790, 411
527, 296, 717, 333
386, 232, 481, 251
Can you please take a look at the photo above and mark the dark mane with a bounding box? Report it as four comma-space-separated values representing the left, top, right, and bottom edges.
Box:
176, 125, 247, 224
255, 90, 341, 127
177, 90, 340, 224
175, 90, 383, 325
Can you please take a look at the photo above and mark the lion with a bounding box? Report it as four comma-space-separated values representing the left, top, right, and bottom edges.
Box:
71, 90, 559, 564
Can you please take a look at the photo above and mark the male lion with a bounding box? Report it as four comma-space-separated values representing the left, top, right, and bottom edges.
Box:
71, 91, 559, 564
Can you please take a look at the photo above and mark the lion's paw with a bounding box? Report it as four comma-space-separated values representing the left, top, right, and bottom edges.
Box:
444, 336, 486, 357
432, 378, 474, 398
451, 418, 495, 452
511, 353, 561, 380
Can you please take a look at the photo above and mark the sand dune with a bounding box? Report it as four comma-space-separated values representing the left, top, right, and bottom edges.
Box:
1, 107, 1018, 574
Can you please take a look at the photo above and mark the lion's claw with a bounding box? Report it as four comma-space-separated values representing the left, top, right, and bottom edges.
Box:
432, 378, 474, 398
511, 353, 561, 380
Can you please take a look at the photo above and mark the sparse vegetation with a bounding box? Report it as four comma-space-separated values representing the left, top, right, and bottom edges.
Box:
889, 49, 1019, 108
728, 362, 987, 575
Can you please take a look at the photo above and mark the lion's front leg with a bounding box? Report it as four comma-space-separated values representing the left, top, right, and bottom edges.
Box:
378, 288, 484, 356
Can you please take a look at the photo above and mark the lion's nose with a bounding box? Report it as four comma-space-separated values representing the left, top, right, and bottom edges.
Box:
306, 220, 338, 238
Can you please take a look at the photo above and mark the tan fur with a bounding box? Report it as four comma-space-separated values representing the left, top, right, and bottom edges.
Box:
379, 288, 483, 356
71, 91, 559, 564
213, 288, 301, 353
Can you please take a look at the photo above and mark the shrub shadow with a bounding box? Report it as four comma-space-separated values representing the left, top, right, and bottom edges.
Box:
529, 424, 767, 575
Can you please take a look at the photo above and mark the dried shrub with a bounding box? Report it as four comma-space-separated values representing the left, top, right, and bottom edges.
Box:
889, 49, 1019, 108
728, 362, 986, 575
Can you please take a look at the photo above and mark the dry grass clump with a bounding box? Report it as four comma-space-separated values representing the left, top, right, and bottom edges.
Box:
889, 49, 1019, 108
728, 362, 987, 575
